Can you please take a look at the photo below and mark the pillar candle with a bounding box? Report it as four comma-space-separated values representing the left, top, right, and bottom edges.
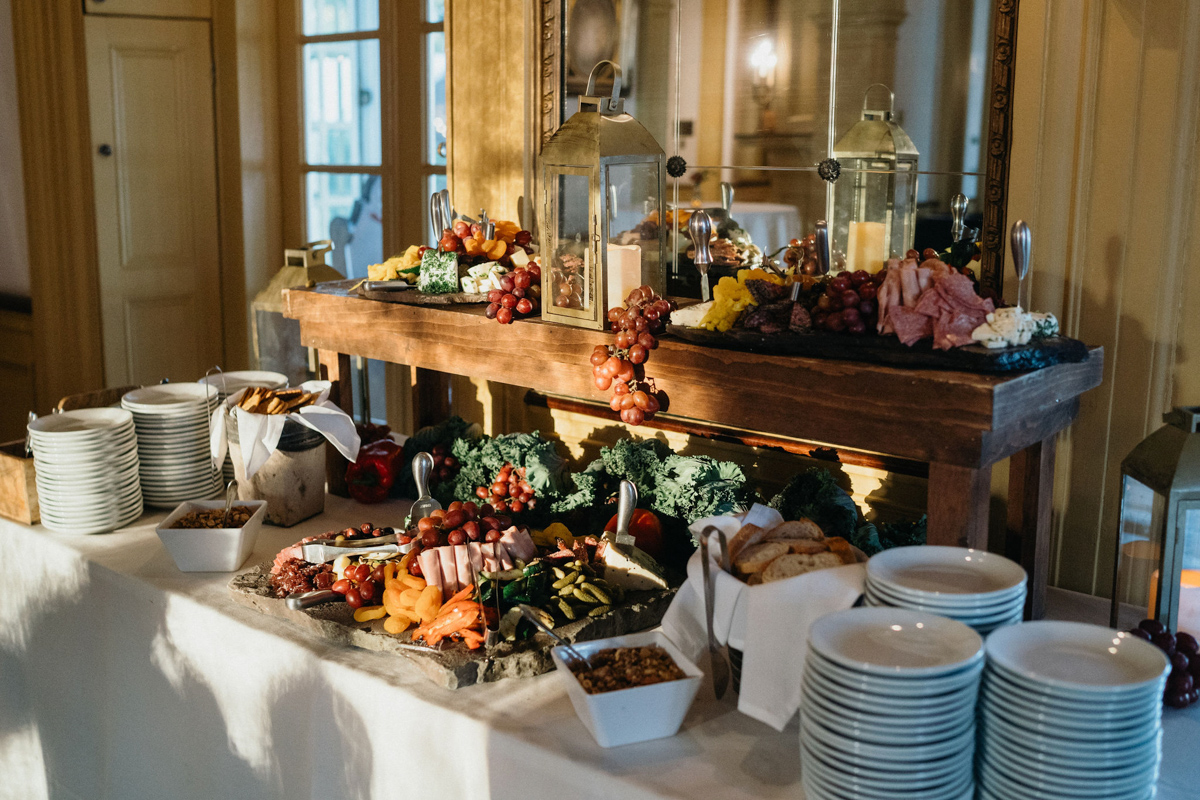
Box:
846, 221, 887, 274
606, 243, 643, 309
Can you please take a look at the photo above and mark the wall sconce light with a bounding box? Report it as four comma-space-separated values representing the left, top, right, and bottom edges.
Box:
749, 38, 777, 132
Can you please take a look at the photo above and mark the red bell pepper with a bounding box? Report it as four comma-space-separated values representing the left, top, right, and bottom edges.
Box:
346, 439, 404, 504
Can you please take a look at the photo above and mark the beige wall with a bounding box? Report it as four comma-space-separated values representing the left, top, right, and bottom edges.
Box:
0, 0, 31, 299
1008, 0, 1200, 595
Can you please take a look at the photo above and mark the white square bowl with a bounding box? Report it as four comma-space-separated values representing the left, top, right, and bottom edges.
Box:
156, 499, 267, 572
551, 630, 703, 748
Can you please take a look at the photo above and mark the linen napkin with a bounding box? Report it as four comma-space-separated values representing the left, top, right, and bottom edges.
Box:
660, 503, 866, 731
209, 380, 360, 479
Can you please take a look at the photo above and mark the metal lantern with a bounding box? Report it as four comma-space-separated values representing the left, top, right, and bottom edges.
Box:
830, 84, 919, 274
539, 60, 666, 329
1110, 406, 1200, 637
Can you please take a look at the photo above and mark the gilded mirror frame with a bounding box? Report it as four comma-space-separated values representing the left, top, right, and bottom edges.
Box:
528, 0, 1021, 296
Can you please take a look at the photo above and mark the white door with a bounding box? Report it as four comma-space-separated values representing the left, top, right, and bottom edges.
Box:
86, 16, 223, 386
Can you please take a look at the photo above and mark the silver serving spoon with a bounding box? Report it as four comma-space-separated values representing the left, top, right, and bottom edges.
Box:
517, 603, 590, 668
721, 181, 734, 213
410, 452, 442, 523
688, 210, 714, 301
221, 479, 238, 528
700, 525, 731, 699
1011, 220, 1031, 311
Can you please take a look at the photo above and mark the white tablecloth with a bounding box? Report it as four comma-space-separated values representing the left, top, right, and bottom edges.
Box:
2, 497, 1195, 800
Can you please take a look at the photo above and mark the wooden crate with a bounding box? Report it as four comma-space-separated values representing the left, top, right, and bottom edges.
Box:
0, 440, 38, 524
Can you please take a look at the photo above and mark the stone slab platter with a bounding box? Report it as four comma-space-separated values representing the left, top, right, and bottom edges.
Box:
666, 325, 1091, 374
229, 563, 677, 689
355, 285, 487, 305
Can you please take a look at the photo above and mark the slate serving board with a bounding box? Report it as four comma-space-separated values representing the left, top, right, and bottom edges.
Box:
666, 325, 1090, 373
228, 564, 677, 689
355, 285, 488, 305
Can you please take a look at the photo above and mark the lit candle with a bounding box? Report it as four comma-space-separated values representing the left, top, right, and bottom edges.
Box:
606, 244, 643, 309
846, 221, 887, 274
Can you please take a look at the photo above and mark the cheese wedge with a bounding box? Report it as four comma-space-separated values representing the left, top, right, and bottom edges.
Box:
599, 544, 668, 591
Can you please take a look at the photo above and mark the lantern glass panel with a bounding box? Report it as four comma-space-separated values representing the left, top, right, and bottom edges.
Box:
544, 166, 596, 320
1114, 474, 1167, 630
832, 163, 919, 274
604, 160, 664, 304
1177, 503, 1200, 637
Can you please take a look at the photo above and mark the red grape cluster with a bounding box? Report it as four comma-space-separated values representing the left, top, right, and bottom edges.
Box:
332, 561, 386, 609
1127, 619, 1200, 708
473, 462, 536, 512
811, 270, 884, 334
427, 443, 460, 483
590, 285, 672, 426
414, 502, 514, 551
485, 263, 542, 324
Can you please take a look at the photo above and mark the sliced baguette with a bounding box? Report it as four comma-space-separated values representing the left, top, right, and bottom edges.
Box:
766, 518, 824, 542
728, 523, 769, 562
761, 552, 844, 584
824, 536, 857, 565
767, 538, 830, 556
734, 542, 790, 575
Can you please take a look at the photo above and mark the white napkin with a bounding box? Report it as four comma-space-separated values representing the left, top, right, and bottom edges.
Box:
209, 380, 360, 480
660, 503, 866, 731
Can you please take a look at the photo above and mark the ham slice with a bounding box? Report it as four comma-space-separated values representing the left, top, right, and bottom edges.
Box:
916, 267, 933, 294
891, 271, 995, 351
438, 545, 460, 596
419, 549, 444, 596
481, 543, 500, 572
499, 527, 538, 563
899, 266, 921, 307
876, 266, 904, 334
497, 543, 514, 571
454, 544, 473, 589
467, 542, 485, 576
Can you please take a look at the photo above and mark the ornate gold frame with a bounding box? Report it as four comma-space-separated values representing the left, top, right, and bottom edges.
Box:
530, 0, 1021, 297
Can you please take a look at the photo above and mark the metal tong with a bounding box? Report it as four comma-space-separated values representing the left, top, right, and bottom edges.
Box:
699, 525, 731, 699
429, 189, 453, 242
791, 220, 830, 301
518, 603, 590, 667
689, 210, 714, 302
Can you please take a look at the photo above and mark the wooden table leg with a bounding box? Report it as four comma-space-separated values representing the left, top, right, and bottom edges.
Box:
318, 350, 353, 497
927, 462, 992, 549
412, 368, 452, 429
1007, 435, 1057, 620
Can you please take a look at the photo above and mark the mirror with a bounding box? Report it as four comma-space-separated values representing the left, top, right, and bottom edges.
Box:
535, 0, 1017, 294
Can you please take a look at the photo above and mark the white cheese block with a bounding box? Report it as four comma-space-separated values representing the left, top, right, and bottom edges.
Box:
460, 276, 478, 293
599, 544, 668, 591
510, 248, 530, 268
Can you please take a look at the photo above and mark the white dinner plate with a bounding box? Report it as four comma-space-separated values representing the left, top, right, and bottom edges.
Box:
867, 545, 1027, 598
801, 742, 974, 797
985, 622, 1170, 694
808, 608, 984, 678
799, 728, 969, 781
28, 408, 134, 435
978, 688, 1162, 730
978, 740, 1158, 785
802, 669, 978, 720
801, 686, 974, 743
122, 383, 218, 408
976, 759, 1155, 800
982, 664, 1165, 709
805, 651, 982, 701
865, 583, 1025, 619
198, 370, 287, 394
978, 709, 1161, 761
31, 431, 137, 452
800, 714, 976, 763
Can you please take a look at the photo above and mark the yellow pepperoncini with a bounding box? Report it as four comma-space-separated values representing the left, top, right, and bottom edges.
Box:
699, 276, 755, 331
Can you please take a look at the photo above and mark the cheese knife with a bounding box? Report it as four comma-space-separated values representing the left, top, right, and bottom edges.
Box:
612, 479, 638, 550
1011, 220, 1031, 311
410, 452, 443, 522
688, 210, 714, 302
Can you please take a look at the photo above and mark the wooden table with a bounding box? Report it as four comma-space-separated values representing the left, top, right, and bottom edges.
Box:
284, 281, 1104, 618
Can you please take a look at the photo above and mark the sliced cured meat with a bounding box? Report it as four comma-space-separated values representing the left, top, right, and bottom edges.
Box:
419, 549, 444, 596
916, 267, 933, 294
499, 526, 538, 563
789, 303, 813, 332
915, 286, 950, 317
937, 272, 993, 312
919, 258, 954, 280
496, 543, 514, 571
480, 543, 501, 573
889, 306, 934, 346
934, 311, 986, 350
466, 542, 485, 575
900, 267, 921, 307
439, 545, 460, 596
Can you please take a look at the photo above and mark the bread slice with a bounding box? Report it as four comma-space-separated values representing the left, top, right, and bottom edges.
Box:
728, 523, 769, 562
734, 542, 790, 575
824, 536, 858, 565
766, 538, 829, 556
766, 518, 824, 542
761, 552, 844, 584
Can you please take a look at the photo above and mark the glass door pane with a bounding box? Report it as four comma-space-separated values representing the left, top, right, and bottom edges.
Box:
305, 172, 382, 279
303, 40, 382, 166
303, 0, 379, 36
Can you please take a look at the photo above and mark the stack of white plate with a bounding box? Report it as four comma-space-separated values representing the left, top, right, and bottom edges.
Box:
197, 370, 287, 482
977, 621, 1169, 800
864, 545, 1027, 635
800, 607, 984, 800
28, 408, 143, 534
121, 383, 222, 507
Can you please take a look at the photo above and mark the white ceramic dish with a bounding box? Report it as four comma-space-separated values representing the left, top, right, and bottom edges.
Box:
801, 746, 973, 798
800, 689, 973, 743
864, 584, 1025, 619
982, 664, 1164, 707
978, 708, 1161, 757
977, 760, 1155, 800
978, 694, 1161, 732
867, 545, 1027, 599
985, 622, 1170, 694
28, 408, 134, 435
808, 607, 983, 678
799, 730, 968, 780
156, 499, 266, 572
123, 383, 218, 407
551, 630, 701, 748
805, 646, 984, 691
800, 714, 975, 762
198, 370, 287, 396
978, 741, 1157, 782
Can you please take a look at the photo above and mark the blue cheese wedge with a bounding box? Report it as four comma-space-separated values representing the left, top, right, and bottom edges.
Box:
598, 543, 668, 591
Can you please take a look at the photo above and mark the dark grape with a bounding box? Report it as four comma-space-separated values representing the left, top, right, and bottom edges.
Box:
499, 275, 515, 293
1153, 631, 1177, 656
1171, 651, 1190, 675
500, 294, 517, 309
487, 289, 504, 304
825, 312, 846, 332
447, 530, 466, 546
496, 307, 513, 324
516, 298, 533, 315
421, 531, 440, 548
638, 333, 658, 350
1140, 619, 1166, 635
1127, 627, 1152, 641
830, 275, 851, 293
1177, 632, 1199, 656
1169, 672, 1193, 695
850, 270, 871, 287
485, 303, 500, 319
858, 283, 878, 301
841, 307, 862, 325
858, 299, 877, 317
608, 307, 623, 322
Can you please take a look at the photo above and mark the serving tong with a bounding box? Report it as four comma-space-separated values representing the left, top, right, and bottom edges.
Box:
790, 220, 830, 301
518, 603, 590, 668
699, 525, 731, 699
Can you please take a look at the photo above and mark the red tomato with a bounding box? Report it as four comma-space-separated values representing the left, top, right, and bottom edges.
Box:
604, 509, 664, 559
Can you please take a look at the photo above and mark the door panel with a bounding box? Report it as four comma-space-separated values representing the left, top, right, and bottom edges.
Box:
84, 0, 212, 19
86, 16, 222, 386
